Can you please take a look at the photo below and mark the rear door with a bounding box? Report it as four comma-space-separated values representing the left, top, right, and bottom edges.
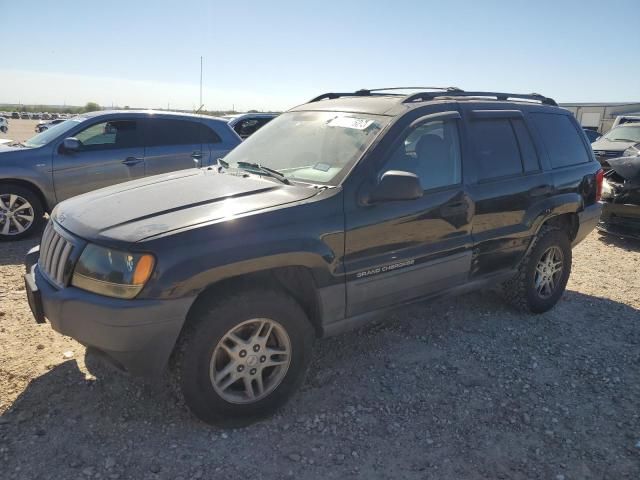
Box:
343, 109, 473, 317
52, 118, 145, 201
143, 118, 204, 176
460, 106, 554, 278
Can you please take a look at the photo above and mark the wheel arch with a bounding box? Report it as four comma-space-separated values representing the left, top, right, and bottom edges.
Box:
181, 265, 325, 342
0, 178, 51, 212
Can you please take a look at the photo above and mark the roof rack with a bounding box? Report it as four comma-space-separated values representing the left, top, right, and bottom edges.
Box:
402, 90, 557, 106
308, 86, 462, 103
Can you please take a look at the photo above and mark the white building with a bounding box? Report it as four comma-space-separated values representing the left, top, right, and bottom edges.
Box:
559, 102, 640, 133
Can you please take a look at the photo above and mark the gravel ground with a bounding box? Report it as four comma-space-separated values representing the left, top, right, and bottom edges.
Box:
1, 231, 639, 479
0, 119, 40, 143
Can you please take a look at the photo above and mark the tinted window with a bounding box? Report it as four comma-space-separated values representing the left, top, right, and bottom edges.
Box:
469, 119, 523, 180
200, 125, 221, 144
146, 119, 220, 147
531, 113, 591, 168
511, 119, 540, 172
75, 120, 141, 150
384, 119, 461, 190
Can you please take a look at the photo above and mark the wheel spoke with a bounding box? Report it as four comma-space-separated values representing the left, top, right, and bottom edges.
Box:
254, 373, 265, 396
16, 213, 34, 222
265, 347, 289, 367
217, 371, 238, 391
8, 194, 17, 209
243, 376, 256, 400
0, 196, 8, 210
13, 202, 32, 213
11, 218, 25, 233
1, 218, 10, 235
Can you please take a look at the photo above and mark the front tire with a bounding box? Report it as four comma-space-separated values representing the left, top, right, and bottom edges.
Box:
175, 289, 315, 427
501, 226, 572, 313
0, 184, 45, 241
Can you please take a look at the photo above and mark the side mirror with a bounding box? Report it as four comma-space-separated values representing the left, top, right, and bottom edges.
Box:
63, 137, 81, 151
368, 170, 423, 203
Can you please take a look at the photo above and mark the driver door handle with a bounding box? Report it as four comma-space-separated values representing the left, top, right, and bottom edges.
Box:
122, 157, 143, 166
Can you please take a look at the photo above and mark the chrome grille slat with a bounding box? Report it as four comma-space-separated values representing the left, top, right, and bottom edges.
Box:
50, 236, 65, 280
38, 221, 75, 288
46, 234, 61, 274
57, 242, 73, 285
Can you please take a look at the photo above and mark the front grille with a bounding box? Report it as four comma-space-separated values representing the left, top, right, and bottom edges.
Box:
593, 150, 622, 158
38, 221, 75, 288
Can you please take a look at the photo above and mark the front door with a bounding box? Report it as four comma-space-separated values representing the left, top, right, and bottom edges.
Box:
52, 119, 145, 202
344, 111, 473, 317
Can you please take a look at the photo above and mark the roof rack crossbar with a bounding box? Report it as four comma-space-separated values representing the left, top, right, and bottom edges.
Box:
308, 86, 463, 103
402, 90, 557, 106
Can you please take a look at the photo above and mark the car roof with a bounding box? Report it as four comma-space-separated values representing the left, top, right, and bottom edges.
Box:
289, 89, 560, 117
81, 109, 230, 126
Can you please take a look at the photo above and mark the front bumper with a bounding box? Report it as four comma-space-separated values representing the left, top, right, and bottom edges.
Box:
573, 203, 603, 246
24, 254, 194, 376
597, 202, 640, 240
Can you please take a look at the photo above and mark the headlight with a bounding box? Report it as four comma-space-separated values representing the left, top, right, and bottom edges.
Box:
623, 144, 640, 157
71, 244, 155, 299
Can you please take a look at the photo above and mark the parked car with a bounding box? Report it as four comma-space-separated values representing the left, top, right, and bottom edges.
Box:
11, 112, 20, 119
598, 155, 640, 239
24, 88, 602, 426
591, 123, 640, 167
582, 127, 601, 143
612, 114, 640, 129
20, 113, 30, 120
0, 117, 8, 134
35, 118, 66, 133
221, 113, 277, 139
0, 110, 241, 239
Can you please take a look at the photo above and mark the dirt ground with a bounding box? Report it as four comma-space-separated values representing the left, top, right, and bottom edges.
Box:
0, 231, 639, 479
0, 119, 41, 143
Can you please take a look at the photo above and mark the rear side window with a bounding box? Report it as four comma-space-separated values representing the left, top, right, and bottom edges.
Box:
530, 113, 590, 168
468, 119, 523, 180
146, 119, 220, 147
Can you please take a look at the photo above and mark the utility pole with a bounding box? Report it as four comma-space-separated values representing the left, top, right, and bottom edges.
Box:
199, 56, 203, 108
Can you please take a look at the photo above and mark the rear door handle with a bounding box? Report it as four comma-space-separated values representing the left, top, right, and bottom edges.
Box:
191, 151, 203, 159
122, 157, 143, 166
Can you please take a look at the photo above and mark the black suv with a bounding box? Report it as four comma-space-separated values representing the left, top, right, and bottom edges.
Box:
25, 88, 603, 426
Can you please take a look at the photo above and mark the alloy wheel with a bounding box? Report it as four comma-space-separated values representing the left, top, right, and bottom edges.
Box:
210, 318, 291, 404
0, 193, 35, 236
534, 246, 564, 299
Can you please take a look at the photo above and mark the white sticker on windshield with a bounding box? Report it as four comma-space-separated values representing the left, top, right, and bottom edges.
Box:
327, 116, 374, 130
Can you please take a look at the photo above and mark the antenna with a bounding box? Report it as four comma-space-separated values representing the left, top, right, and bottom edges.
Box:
199, 56, 203, 108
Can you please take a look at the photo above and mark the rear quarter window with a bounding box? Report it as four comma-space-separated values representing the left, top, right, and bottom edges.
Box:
530, 113, 591, 169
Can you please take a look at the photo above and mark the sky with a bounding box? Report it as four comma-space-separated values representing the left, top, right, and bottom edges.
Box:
2, 0, 639, 111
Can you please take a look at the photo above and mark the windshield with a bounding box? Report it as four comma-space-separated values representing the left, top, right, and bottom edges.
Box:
222, 111, 389, 185
603, 125, 640, 143
24, 117, 84, 147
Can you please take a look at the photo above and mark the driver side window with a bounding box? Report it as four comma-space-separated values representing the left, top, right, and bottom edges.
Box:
383, 119, 462, 190
75, 120, 140, 151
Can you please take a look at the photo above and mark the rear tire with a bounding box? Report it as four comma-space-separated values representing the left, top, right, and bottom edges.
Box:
501, 226, 572, 313
174, 288, 315, 427
0, 184, 45, 241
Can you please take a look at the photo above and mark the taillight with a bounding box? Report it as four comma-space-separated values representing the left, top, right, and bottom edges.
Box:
595, 169, 604, 202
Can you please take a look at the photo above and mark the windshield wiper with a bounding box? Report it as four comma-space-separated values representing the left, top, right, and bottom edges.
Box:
236, 161, 291, 185
610, 138, 639, 143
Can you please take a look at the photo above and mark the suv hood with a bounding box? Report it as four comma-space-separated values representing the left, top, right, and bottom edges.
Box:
54, 169, 320, 243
